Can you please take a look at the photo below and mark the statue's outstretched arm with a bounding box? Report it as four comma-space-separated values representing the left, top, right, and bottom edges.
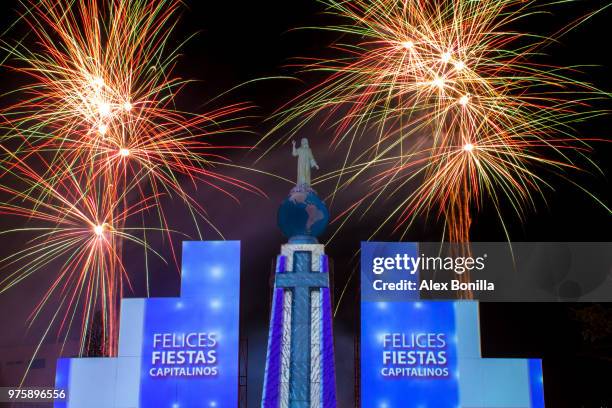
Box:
292, 142, 298, 157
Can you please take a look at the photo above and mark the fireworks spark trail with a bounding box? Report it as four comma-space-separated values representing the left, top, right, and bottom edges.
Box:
1, 0, 263, 208
266, 0, 610, 244
0, 152, 166, 356
0, 0, 264, 360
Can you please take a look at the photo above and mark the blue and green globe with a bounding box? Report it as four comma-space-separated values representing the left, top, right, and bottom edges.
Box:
277, 187, 329, 241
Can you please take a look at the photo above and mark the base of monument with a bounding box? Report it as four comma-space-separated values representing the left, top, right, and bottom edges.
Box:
288, 234, 319, 244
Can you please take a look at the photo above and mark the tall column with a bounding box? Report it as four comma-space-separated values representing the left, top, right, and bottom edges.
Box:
262, 184, 337, 408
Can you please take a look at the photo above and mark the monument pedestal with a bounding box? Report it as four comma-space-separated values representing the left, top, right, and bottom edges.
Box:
261, 243, 337, 408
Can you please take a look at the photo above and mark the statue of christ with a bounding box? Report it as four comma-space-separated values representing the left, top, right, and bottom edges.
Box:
292, 138, 319, 187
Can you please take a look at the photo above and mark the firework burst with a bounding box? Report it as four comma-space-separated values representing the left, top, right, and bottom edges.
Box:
0, 0, 261, 359
269, 0, 609, 243
0, 154, 162, 356
2, 0, 260, 207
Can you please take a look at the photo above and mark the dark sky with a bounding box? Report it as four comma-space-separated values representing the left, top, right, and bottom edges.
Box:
0, 1, 611, 407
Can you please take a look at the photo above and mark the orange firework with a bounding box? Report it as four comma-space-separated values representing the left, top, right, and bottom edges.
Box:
269, 0, 609, 243
0, 154, 161, 356
0, 0, 261, 360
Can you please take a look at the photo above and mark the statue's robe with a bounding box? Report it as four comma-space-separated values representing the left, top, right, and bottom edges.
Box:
293, 146, 317, 186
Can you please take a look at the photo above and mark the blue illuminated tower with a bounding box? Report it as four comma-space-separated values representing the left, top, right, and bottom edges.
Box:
54, 241, 241, 408
261, 183, 337, 408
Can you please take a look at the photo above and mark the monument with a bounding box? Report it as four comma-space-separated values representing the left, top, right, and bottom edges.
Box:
261, 139, 337, 408
49, 142, 549, 408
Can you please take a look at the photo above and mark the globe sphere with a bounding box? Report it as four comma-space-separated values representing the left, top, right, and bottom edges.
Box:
277, 187, 329, 240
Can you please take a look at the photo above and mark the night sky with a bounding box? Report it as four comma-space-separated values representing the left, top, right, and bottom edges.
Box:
0, 1, 611, 407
